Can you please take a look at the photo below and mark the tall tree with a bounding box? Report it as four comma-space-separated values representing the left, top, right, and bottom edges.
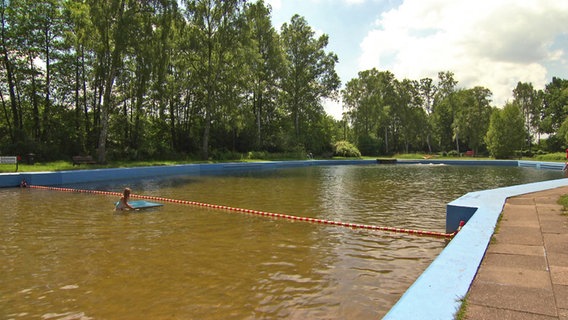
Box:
0, 0, 19, 143
485, 103, 525, 158
6, 0, 48, 143
454, 87, 492, 154
243, 0, 283, 150
433, 71, 458, 151
342, 69, 396, 155
183, 0, 246, 159
90, 0, 130, 163
62, 0, 97, 155
513, 81, 541, 150
280, 14, 340, 151
36, 0, 63, 143
419, 77, 437, 152
396, 78, 425, 153
540, 77, 568, 135
343, 69, 381, 139
150, 0, 186, 154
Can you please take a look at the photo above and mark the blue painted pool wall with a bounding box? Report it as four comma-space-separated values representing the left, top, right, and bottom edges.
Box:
399, 159, 519, 166
446, 205, 478, 233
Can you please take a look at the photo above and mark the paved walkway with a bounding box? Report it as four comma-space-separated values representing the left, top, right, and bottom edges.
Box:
465, 186, 568, 320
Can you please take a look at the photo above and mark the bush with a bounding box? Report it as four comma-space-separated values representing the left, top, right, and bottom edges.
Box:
447, 150, 460, 157
333, 140, 361, 158
534, 152, 566, 162
247, 151, 268, 159
519, 149, 533, 157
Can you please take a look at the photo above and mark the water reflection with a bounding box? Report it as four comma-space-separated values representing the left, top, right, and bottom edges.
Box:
0, 164, 563, 319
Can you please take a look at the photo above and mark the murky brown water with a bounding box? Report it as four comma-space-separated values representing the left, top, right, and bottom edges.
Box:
1, 164, 563, 319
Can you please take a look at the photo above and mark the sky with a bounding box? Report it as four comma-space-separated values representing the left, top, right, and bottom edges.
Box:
265, 0, 568, 119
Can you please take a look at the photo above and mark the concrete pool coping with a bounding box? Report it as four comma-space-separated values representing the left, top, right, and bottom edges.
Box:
1, 159, 566, 319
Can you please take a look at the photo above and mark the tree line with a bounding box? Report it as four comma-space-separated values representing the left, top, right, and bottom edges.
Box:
1, 0, 567, 162
344, 70, 568, 158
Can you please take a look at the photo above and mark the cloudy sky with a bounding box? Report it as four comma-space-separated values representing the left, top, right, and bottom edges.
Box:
265, 0, 568, 119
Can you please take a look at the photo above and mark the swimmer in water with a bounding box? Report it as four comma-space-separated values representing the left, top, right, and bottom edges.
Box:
115, 187, 135, 211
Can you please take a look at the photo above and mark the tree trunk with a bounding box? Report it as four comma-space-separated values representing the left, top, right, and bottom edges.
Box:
0, 7, 20, 142
97, 0, 126, 163
41, 25, 51, 142
0, 88, 13, 141
384, 127, 389, 153
255, 90, 262, 149
455, 132, 460, 154
202, 106, 211, 159
29, 55, 40, 141
74, 48, 81, 145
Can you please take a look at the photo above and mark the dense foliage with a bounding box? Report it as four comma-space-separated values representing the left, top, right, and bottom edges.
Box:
343, 70, 568, 158
485, 104, 526, 158
1, 0, 567, 162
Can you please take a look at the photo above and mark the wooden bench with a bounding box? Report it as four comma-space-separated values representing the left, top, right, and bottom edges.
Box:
464, 150, 475, 157
72, 155, 96, 166
0, 156, 18, 171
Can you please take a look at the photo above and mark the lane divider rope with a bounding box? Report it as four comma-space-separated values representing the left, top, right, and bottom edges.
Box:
29, 185, 456, 238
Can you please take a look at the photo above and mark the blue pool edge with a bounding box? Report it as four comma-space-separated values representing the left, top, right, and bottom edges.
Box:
1, 159, 567, 319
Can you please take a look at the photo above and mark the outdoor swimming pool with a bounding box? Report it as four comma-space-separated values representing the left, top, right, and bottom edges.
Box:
0, 164, 564, 319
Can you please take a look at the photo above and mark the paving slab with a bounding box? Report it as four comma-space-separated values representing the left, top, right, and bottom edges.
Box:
536, 203, 564, 212
506, 197, 537, 205
468, 282, 557, 316
474, 266, 551, 288
551, 266, 568, 286
548, 253, 568, 268
486, 243, 544, 256
466, 304, 558, 320
494, 226, 543, 246
554, 285, 568, 309
479, 252, 547, 270
540, 220, 568, 234
544, 234, 568, 253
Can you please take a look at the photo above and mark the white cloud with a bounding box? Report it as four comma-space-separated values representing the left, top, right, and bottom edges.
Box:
264, 0, 281, 11
343, 0, 366, 5
358, 0, 568, 106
